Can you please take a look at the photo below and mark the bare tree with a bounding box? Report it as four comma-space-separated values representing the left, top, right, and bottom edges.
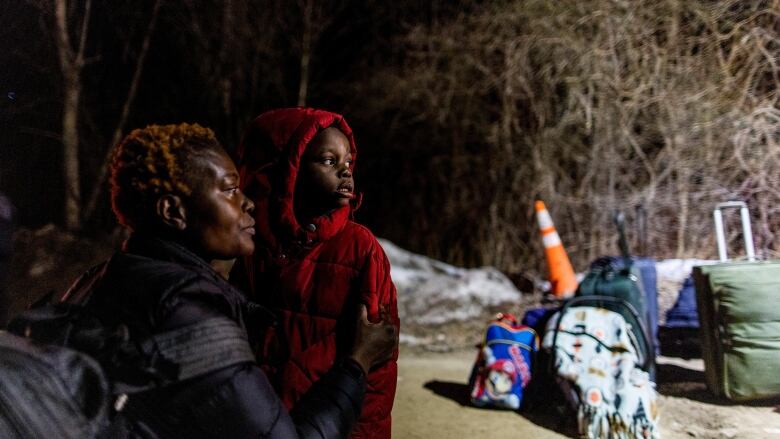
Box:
30, 0, 161, 230
292, 0, 344, 106
82, 0, 161, 222
272, 0, 344, 107
296, 0, 315, 106
52, 0, 91, 231
361, 0, 780, 273
171, 0, 349, 143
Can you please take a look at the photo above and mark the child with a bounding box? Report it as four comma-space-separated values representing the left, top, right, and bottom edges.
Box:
59, 123, 396, 438
232, 108, 400, 439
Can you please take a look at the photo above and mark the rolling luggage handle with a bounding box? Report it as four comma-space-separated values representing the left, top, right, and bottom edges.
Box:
613, 211, 633, 268
713, 201, 755, 262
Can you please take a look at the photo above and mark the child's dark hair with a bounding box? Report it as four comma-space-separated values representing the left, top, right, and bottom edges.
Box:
110, 123, 223, 231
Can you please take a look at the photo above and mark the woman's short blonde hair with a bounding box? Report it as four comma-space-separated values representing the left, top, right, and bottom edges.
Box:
109, 123, 222, 231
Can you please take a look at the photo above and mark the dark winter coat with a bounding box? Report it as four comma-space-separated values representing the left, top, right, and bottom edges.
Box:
232, 108, 399, 439
79, 234, 367, 439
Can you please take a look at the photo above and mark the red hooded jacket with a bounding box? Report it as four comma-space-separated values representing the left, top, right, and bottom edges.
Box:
231, 108, 399, 439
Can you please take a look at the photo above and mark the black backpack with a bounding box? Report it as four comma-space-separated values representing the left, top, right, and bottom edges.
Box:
0, 261, 255, 439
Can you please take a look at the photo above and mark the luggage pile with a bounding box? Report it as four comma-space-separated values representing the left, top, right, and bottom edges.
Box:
468, 209, 661, 438
465, 200, 780, 436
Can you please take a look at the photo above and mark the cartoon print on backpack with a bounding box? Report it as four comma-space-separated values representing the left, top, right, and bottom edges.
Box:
472, 344, 533, 409
469, 314, 537, 411
486, 359, 516, 398
473, 352, 519, 408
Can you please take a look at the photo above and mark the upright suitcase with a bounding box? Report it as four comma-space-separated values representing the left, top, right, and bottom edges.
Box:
693, 201, 780, 401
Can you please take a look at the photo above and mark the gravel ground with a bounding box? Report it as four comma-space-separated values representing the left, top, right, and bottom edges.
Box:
393, 348, 568, 439
394, 347, 780, 439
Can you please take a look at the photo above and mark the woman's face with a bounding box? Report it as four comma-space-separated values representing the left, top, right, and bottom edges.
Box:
185, 149, 256, 260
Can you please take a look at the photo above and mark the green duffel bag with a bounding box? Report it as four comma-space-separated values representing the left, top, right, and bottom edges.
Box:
693, 261, 780, 401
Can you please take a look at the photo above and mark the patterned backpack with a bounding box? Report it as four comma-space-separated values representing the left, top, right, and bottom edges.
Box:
543, 305, 659, 439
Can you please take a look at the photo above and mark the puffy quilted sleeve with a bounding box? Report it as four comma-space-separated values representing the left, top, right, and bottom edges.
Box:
157, 284, 368, 439
350, 237, 399, 439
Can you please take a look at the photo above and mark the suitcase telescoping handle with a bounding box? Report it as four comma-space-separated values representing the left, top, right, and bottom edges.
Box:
613, 211, 632, 266
713, 201, 755, 262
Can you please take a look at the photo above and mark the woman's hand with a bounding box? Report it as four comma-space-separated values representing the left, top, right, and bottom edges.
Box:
349, 304, 398, 375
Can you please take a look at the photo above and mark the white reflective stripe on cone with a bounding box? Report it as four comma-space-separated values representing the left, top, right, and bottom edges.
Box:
536, 209, 554, 230
542, 232, 562, 248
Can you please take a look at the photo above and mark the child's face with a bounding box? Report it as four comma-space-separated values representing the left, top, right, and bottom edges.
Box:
297, 127, 354, 214
185, 150, 256, 260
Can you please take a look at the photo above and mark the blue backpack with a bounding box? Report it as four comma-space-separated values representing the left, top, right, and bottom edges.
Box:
469, 313, 538, 410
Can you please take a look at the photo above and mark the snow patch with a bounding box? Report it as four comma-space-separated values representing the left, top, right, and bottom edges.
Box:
381, 235, 722, 331
379, 239, 521, 325
399, 333, 425, 346
655, 259, 717, 284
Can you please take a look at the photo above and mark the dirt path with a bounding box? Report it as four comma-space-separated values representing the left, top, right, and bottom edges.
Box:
393, 348, 566, 438
393, 348, 780, 439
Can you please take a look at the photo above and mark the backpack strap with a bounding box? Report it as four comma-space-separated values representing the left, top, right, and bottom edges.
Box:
60, 259, 111, 305
59, 259, 256, 382
140, 316, 255, 382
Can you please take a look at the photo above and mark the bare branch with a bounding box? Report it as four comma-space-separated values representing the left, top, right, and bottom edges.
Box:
75, 0, 90, 67
83, 0, 162, 222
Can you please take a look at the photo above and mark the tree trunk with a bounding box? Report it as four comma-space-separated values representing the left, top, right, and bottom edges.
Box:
297, 0, 313, 106
54, 0, 89, 231
82, 0, 159, 222
62, 77, 81, 231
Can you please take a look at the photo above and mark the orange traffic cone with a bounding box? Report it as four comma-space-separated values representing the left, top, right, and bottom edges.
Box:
535, 200, 578, 298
